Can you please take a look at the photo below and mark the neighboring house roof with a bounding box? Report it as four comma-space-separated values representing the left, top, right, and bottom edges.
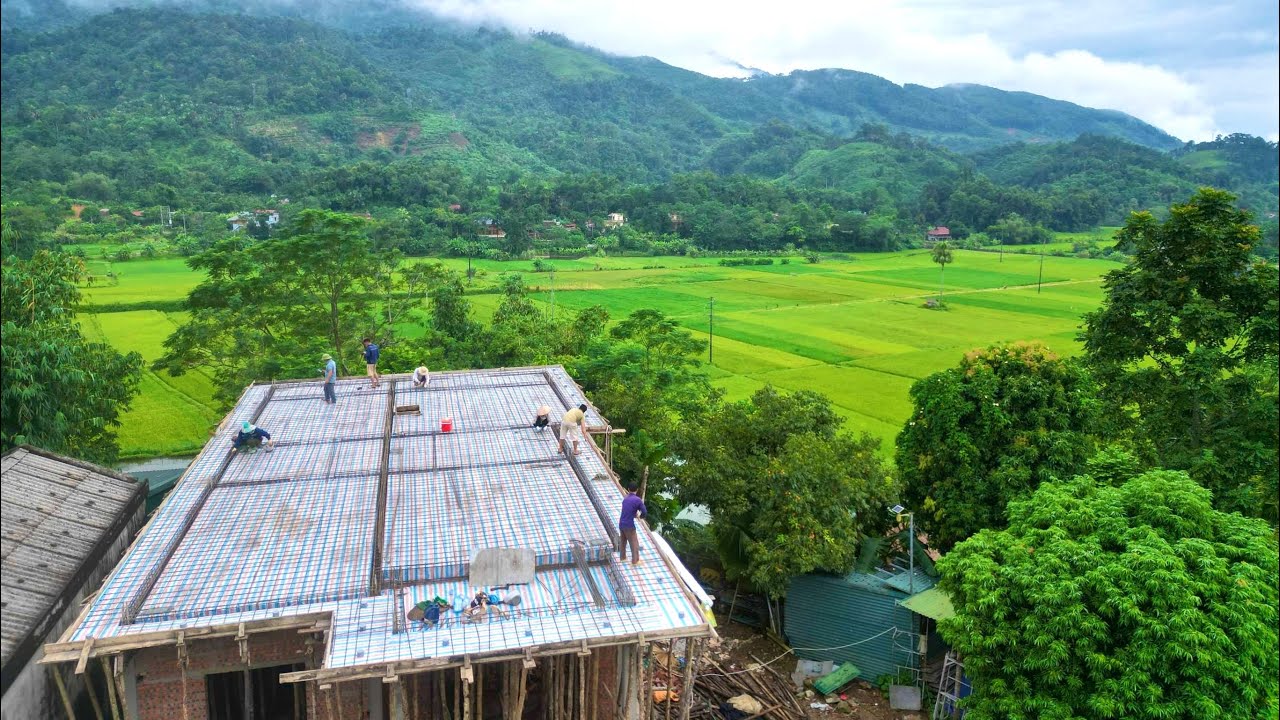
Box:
50, 366, 709, 683
1, 446, 145, 689
786, 567, 933, 682
899, 586, 954, 621
927, 226, 951, 236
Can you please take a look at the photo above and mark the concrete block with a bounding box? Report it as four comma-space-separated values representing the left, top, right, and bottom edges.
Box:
469, 547, 535, 587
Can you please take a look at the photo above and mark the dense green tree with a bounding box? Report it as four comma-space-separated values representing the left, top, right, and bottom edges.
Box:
155, 209, 412, 405
1, 251, 142, 462
672, 386, 896, 597
1082, 188, 1280, 523
0, 204, 56, 258
896, 342, 1101, 550
939, 470, 1279, 720
572, 308, 712, 520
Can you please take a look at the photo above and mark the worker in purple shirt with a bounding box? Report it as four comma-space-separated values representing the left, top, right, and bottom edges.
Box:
618, 483, 647, 565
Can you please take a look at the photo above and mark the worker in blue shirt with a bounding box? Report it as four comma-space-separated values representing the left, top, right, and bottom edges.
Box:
362, 337, 381, 389
232, 422, 272, 452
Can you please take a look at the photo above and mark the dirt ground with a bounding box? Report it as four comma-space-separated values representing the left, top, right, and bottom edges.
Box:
705, 621, 926, 720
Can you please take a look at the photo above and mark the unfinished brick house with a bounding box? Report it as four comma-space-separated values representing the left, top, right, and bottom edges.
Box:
42, 366, 714, 719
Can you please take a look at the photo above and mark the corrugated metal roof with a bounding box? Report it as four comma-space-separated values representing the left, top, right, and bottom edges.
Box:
785, 570, 919, 683
899, 587, 954, 621
1, 447, 145, 682
880, 568, 935, 595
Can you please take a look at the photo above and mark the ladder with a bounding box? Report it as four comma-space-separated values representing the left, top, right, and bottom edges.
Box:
932, 650, 967, 719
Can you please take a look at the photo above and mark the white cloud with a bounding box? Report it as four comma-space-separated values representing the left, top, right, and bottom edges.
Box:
413, 0, 1277, 141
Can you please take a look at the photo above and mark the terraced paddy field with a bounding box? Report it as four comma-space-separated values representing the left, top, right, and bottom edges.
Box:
79, 250, 1114, 458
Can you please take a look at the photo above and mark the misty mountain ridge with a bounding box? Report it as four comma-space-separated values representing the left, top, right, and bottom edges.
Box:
2, 2, 1274, 222
3, 0, 1179, 151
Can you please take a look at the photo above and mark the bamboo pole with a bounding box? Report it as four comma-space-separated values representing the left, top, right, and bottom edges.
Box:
396, 679, 410, 720
578, 655, 587, 720
324, 684, 336, 720
51, 666, 79, 720
514, 658, 530, 720
588, 652, 600, 720
677, 639, 700, 720
112, 656, 128, 720
82, 663, 106, 720
461, 667, 471, 720
100, 657, 121, 720
642, 643, 656, 720
476, 663, 484, 720
454, 666, 461, 720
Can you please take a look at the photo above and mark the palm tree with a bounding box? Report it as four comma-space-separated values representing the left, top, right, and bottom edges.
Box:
932, 241, 954, 303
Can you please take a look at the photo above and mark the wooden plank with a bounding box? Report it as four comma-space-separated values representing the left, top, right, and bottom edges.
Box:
40, 612, 332, 663
75, 638, 94, 675
276, 626, 715, 685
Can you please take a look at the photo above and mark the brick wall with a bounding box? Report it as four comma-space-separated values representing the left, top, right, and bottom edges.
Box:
132, 629, 367, 720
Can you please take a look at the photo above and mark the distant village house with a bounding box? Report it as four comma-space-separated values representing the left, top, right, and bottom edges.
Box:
605, 212, 626, 228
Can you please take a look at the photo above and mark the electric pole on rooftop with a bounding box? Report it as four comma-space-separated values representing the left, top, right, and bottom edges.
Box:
708, 296, 715, 366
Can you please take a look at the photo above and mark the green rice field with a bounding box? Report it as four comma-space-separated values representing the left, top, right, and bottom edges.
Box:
79, 249, 1116, 458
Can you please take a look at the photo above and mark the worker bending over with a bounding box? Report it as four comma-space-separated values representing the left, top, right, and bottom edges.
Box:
559, 403, 588, 455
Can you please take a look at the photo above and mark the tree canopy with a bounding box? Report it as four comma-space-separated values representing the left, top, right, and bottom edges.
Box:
1, 250, 142, 462
155, 209, 410, 405
938, 469, 1280, 720
1082, 188, 1280, 523
896, 342, 1101, 550
672, 386, 896, 597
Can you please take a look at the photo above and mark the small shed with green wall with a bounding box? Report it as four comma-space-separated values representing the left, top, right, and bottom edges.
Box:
785, 568, 935, 684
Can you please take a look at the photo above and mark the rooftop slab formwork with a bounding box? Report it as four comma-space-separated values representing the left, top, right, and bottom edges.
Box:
41, 366, 713, 719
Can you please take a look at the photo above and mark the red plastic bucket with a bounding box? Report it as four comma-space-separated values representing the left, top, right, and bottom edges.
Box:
441, 417, 453, 433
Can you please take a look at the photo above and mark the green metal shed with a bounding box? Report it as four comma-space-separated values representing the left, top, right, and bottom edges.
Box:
785, 568, 934, 684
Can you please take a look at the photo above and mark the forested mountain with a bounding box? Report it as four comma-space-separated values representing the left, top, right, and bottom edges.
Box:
1, 4, 1276, 256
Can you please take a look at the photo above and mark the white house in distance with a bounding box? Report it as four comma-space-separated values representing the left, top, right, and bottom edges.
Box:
605, 212, 626, 228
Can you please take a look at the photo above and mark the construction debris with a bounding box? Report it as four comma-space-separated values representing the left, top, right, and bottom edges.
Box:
647, 640, 806, 719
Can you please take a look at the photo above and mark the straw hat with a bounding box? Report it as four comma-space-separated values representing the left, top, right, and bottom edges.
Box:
537, 405, 551, 415
321, 353, 333, 361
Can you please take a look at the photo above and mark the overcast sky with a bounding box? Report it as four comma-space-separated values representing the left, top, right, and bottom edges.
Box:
416, 0, 1279, 141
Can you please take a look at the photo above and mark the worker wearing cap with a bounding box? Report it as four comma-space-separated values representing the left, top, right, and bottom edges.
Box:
533, 404, 551, 430
321, 353, 337, 404
559, 403, 588, 455
232, 422, 272, 452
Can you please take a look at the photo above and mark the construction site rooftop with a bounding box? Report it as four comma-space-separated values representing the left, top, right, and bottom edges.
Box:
49, 366, 710, 680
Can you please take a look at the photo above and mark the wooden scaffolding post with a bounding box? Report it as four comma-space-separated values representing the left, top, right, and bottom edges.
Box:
100, 656, 121, 720
82, 663, 106, 720
322, 683, 336, 720
514, 653, 532, 720
642, 642, 656, 720
677, 639, 702, 720
51, 665, 79, 720
588, 651, 600, 720
461, 658, 473, 720
113, 656, 128, 720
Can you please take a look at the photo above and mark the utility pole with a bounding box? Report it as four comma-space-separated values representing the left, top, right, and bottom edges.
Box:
1037, 240, 1046, 294
708, 297, 715, 365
